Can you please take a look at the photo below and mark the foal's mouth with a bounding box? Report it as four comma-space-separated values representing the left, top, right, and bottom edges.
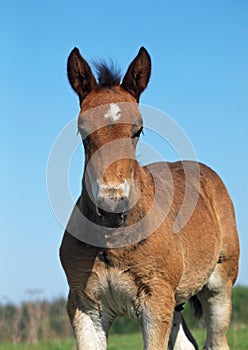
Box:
94, 193, 130, 227
95, 205, 129, 227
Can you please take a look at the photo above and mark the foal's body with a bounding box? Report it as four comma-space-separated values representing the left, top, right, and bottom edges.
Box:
60, 47, 239, 349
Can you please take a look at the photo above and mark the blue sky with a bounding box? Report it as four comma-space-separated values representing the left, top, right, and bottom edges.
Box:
1, 0, 247, 303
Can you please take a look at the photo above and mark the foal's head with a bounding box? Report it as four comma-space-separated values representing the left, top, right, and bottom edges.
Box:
67, 47, 151, 226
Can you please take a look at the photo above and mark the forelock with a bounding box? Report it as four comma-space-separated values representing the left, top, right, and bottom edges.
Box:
92, 59, 122, 88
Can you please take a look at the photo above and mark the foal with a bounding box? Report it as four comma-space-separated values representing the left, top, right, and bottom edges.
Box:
60, 47, 239, 349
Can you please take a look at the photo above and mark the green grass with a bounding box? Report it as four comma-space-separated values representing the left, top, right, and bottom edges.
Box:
192, 324, 248, 350
0, 325, 247, 349
0, 339, 76, 350
108, 333, 142, 350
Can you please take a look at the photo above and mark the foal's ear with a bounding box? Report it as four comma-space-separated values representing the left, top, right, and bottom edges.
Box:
121, 47, 151, 102
67, 48, 97, 103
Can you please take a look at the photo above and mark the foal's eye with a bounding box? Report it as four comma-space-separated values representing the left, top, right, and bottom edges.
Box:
132, 127, 143, 139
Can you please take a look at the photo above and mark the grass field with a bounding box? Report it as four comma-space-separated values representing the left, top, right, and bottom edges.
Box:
0, 325, 247, 349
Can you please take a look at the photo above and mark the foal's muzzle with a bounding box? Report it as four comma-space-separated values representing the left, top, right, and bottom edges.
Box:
91, 179, 131, 226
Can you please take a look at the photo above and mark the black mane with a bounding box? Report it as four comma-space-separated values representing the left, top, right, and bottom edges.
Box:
92, 59, 122, 88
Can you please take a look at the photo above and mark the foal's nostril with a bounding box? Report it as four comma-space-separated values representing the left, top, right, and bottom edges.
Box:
116, 197, 130, 213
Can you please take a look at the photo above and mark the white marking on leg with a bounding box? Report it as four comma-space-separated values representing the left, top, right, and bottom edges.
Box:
207, 266, 223, 291
173, 324, 196, 350
104, 103, 121, 122
199, 266, 231, 349
74, 309, 107, 350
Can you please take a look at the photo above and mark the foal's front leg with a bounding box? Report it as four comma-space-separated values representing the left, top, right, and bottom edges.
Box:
67, 291, 110, 350
141, 288, 175, 350
73, 308, 108, 350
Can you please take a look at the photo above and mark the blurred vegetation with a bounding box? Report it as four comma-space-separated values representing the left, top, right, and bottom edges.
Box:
0, 285, 247, 344
0, 326, 248, 350
183, 284, 248, 329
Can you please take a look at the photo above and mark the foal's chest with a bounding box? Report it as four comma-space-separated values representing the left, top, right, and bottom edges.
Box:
87, 259, 140, 318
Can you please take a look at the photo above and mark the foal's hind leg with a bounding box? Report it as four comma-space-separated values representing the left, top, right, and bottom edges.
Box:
197, 264, 233, 350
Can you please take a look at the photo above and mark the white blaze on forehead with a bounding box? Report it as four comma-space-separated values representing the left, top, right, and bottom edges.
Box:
104, 103, 121, 122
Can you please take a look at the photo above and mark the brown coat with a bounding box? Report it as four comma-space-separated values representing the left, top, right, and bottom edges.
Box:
60, 47, 239, 350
